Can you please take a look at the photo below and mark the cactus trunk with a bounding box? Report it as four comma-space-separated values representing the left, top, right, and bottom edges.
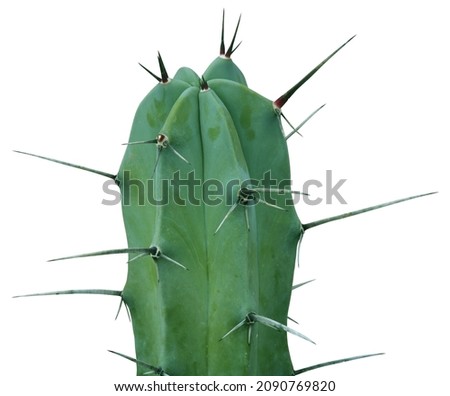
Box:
13, 12, 436, 376
117, 71, 302, 374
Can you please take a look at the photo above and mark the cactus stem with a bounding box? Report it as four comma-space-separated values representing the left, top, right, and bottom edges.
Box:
294, 353, 385, 375
13, 150, 116, 180
285, 104, 327, 140
108, 350, 169, 376
303, 192, 438, 231
13, 289, 122, 298
292, 279, 316, 290
273, 35, 356, 109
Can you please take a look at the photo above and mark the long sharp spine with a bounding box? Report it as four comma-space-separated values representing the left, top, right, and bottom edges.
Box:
13, 150, 116, 180
294, 353, 385, 375
303, 192, 437, 231
274, 35, 356, 109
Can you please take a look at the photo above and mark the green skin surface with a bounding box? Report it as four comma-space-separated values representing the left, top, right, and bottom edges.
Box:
117, 57, 300, 375
203, 56, 247, 86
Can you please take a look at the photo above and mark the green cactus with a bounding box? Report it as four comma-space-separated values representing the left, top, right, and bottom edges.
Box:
14, 12, 435, 376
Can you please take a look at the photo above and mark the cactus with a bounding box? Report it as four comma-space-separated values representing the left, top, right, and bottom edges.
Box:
14, 12, 435, 376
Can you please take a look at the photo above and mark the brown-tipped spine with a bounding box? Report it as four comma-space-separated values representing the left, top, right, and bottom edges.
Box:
274, 35, 356, 109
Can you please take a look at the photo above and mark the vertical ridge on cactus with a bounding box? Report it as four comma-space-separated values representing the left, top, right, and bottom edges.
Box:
13, 12, 436, 376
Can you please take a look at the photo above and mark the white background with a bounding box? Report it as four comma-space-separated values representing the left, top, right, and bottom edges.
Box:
1, 0, 448, 394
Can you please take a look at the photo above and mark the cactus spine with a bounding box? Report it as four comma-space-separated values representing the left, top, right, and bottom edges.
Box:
14, 12, 435, 376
